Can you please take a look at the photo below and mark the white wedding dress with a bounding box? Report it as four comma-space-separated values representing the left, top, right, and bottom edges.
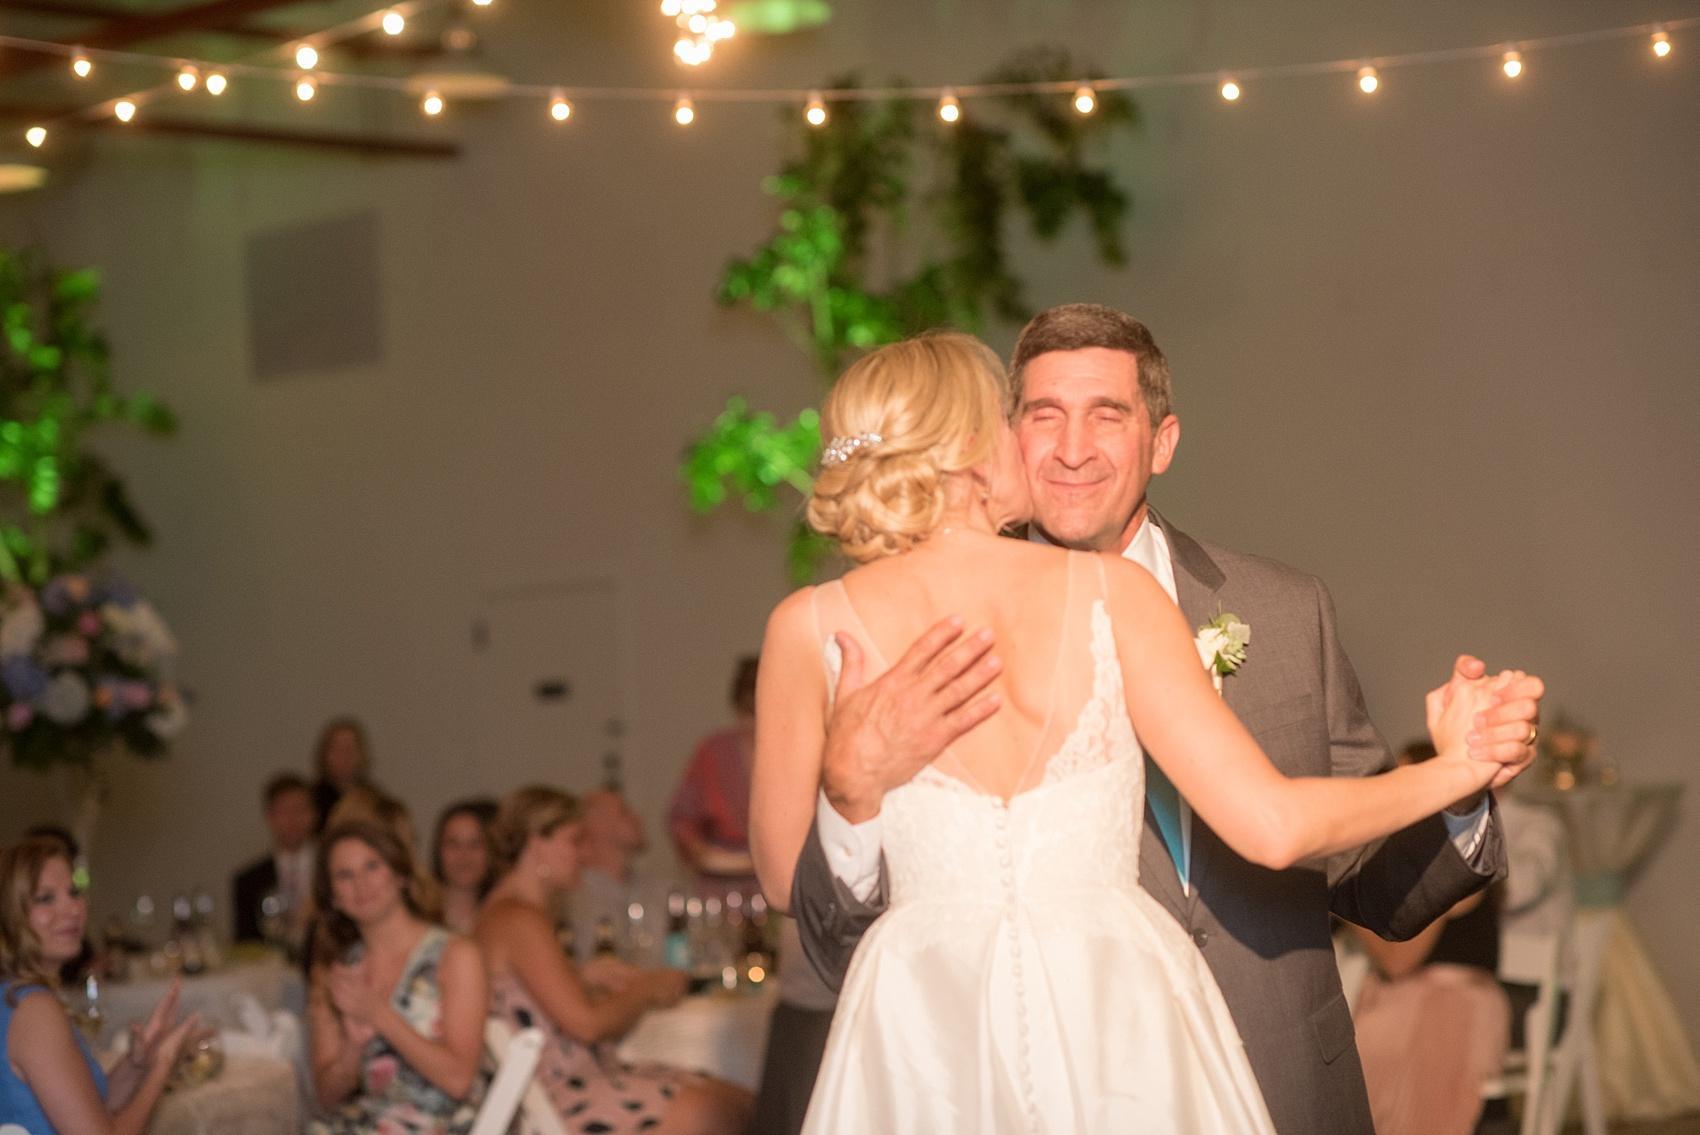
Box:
802, 552, 1276, 1135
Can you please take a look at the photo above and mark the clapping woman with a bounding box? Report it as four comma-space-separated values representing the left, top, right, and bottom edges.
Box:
1, 836, 200, 1135
307, 820, 486, 1134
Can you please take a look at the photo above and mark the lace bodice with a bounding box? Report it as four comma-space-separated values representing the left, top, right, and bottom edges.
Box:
821, 586, 1147, 909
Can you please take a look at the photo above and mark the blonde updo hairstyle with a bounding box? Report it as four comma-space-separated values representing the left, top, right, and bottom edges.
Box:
489, 785, 581, 875
807, 332, 1011, 562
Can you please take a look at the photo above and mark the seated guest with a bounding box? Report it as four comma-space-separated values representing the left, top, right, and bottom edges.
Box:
1, 836, 200, 1135
1348, 740, 1512, 1135
569, 787, 666, 963
668, 656, 759, 893
431, 799, 498, 936
311, 716, 377, 834
232, 773, 318, 946
307, 820, 486, 1134
475, 786, 752, 1134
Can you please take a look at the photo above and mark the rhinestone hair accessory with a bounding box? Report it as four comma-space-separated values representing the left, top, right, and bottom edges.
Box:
821, 432, 883, 467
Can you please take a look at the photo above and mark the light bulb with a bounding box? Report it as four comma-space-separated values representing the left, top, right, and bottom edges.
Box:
295, 77, 316, 102
295, 44, 318, 70
707, 17, 734, 41
1652, 31, 1671, 58
205, 72, 227, 96
1072, 85, 1096, 115
661, 0, 682, 14
71, 54, 92, 79
805, 93, 827, 126
176, 65, 199, 91
1220, 79, 1242, 101
25, 126, 46, 148
674, 96, 695, 126
381, 9, 405, 35
114, 99, 136, 122
549, 93, 572, 122
471, 0, 493, 6
1357, 66, 1379, 94
938, 91, 961, 123
422, 91, 445, 116
1502, 51, 1523, 79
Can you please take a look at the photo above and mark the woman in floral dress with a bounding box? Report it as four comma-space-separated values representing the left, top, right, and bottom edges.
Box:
308, 820, 487, 1134
475, 786, 752, 1135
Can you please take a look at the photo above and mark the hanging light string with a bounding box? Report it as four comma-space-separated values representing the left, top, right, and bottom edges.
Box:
3, 10, 1694, 139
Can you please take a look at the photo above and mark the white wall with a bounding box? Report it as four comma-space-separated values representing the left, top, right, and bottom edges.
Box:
2, 0, 1696, 1036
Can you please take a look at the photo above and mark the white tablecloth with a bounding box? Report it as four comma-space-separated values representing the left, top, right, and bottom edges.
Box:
149, 1053, 299, 1135
100, 957, 306, 1034
617, 985, 778, 1091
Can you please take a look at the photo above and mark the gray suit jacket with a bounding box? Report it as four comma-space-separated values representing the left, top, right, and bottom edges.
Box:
789, 513, 1505, 1135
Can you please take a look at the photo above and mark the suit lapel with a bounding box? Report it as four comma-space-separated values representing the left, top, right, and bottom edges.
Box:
1151, 511, 1233, 912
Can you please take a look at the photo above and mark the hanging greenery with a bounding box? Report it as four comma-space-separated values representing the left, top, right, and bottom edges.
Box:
682, 47, 1139, 579
0, 249, 178, 585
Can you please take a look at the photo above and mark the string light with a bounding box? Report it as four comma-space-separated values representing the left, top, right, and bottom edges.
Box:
421, 90, 445, 116
25, 126, 46, 148
205, 72, 227, 96
294, 76, 317, 102
381, 9, 406, 36
665, 0, 733, 67
1357, 65, 1380, 94
71, 53, 92, 79
113, 99, 136, 122
176, 64, 199, 91
471, 0, 493, 7
1501, 50, 1523, 78
1072, 84, 1096, 115
294, 44, 319, 70
673, 95, 695, 125
1220, 78, 1242, 101
549, 91, 572, 121
804, 92, 827, 126
937, 90, 961, 123
1652, 30, 1672, 58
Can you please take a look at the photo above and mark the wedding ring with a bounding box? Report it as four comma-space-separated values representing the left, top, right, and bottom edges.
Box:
1525, 723, 1540, 747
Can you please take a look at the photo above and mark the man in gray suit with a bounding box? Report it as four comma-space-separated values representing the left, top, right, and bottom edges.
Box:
788, 304, 1545, 1135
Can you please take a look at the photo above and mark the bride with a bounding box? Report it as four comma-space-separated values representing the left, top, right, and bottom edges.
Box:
749, 332, 1503, 1134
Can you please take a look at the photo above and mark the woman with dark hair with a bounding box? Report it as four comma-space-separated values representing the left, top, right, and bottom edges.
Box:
311, 716, 375, 833
474, 786, 752, 1134
307, 820, 486, 1134
431, 799, 499, 936
1, 837, 199, 1134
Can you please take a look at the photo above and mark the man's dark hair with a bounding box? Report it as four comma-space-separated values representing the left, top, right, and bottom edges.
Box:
1009, 303, 1174, 426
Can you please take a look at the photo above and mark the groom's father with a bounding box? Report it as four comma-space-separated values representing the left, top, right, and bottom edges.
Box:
789, 304, 1544, 1135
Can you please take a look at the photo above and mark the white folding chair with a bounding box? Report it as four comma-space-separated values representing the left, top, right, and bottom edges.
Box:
1482, 928, 1564, 1135
479, 1017, 566, 1135
470, 1021, 546, 1135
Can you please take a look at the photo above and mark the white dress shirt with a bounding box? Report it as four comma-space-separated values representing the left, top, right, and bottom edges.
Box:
816, 517, 1488, 901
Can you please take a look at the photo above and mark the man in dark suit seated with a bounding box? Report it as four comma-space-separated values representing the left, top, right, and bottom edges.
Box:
231, 772, 317, 946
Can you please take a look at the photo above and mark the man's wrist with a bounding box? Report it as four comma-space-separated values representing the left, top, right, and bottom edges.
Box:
1445, 788, 1488, 816
823, 781, 881, 825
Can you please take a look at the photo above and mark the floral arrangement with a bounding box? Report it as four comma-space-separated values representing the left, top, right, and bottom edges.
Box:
0, 572, 186, 770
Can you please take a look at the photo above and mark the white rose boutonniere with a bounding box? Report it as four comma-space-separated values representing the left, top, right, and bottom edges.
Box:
1194, 612, 1250, 689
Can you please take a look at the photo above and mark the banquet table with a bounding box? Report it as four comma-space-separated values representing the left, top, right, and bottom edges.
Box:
99, 954, 306, 1034
617, 983, 778, 1091
148, 1052, 299, 1135
1513, 780, 1700, 1126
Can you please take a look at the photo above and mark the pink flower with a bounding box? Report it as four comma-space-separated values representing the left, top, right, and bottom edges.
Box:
6, 702, 32, 731
119, 681, 153, 709
77, 611, 102, 637
365, 1054, 399, 1097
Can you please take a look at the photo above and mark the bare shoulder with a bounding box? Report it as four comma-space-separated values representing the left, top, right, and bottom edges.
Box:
764, 585, 818, 643
9, 986, 77, 1055
474, 897, 551, 946
1098, 550, 1173, 605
